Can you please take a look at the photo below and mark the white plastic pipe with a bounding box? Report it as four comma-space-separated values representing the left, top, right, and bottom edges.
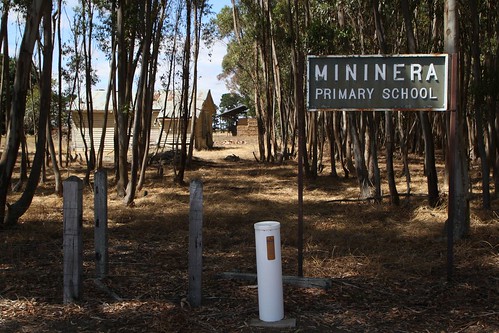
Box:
254, 221, 284, 322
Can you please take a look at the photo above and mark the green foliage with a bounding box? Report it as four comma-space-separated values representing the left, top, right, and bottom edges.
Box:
307, 19, 352, 55
24, 86, 40, 135
216, 92, 247, 133
212, 5, 234, 39
219, 92, 244, 110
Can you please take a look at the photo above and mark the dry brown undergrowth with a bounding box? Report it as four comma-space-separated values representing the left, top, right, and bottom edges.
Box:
0, 133, 497, 332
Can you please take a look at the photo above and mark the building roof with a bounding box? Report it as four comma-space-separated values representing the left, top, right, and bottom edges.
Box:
156, 90, 216, 119
71, 89, 216, 119
219, 104, 248, 118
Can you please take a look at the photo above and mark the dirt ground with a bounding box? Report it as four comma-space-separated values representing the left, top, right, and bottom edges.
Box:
0, 133, 498, 332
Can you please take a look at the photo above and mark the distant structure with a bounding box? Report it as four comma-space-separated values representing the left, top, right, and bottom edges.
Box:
70, 90, 216, 155
235, 118, 258, 136
219, 104, 256, 136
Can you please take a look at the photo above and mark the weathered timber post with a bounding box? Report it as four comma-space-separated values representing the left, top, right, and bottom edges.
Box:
94, 169, 108, 278
63, 176, 83, 304
188, 179, 203, 307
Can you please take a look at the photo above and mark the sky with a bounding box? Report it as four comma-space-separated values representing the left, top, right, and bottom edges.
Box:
7, 0, 232, 107
196, 1, 232, 105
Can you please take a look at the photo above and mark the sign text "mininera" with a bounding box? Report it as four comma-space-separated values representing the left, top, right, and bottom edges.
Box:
307, 55, 448, 111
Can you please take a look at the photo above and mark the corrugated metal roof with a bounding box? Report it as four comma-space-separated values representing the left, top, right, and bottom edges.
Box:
156, 90, 216, 119
219, 104, 248, 118
71, 89, 215, 120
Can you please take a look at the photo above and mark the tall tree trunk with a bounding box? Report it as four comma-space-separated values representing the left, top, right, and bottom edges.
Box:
138, 0, 166, 190
97, 0, 116, 169
401, 0, 439, 207
259, 0, 274, 162
311, 112, 318, 176
344, 111, 355, 176
267, 0, 288, 158
349, 112, 372, 199
325, 113, 338, 177
11, 133, 28, 192
254, 41, 265, 161
0, 0, 10, 147
470, 0, 490, 209
333, 111, 348, 178
46, 121, 62, 196
445, 0, 470, 239
82, 0, 95, 185
189, 0, 207, 157
0, 0, 47, 225
97, 64, 115, 169
124, 0, 151, 205
155, 3, 180, 152
116, 0, 130, 197
385, 112, 399, 204
175, 0, 191, 184
487, 54, 499, 197
368, 112, 381, 202
4, 0, 52, 225
56, 0, 63, 166
373, 0, 397, 204
419, 112, 440, 207
289, 0, 309, 175
397, 112, 411, 195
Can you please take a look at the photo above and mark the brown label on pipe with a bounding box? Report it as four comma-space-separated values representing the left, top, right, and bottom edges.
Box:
266, 236, 275, 260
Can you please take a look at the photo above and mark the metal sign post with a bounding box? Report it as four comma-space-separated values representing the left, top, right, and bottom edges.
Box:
447, 53, 459, 281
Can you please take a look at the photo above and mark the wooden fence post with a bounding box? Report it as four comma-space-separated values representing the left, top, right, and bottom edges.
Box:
188, 179, 203, 307
94, 169, 108, 278
63, 176, 83, 304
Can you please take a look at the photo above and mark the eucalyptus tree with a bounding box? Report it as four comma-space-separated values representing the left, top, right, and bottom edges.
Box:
154, 0, 181, 153
401, 0, 441, 207
445, 0, 469, 239
468, 0, 489, 209
81, 0, 97, 184
0, 0, 50, 225
125, 0, 172, 203
307, 1, 351, 178
481, 1, 499, 197
215, 4, 256, 115
109, 0, 195, 198
187, 0, 210, 161
370, 0, 396, 204
136, 0, 172, 192
124, 0, 153, 203
455, 0, 498, 209
215, 0, 497, 211
216, 1, 279, 162
332, 0, 378, 198
5, 0, 53, 224
55, 0, 64, 166
256, 0, 275, 162
61, 2, 99, 185
115, 0, 141, 198
0, 0, 10, 144
91, 0, 118, 171
174, 0, 191, 184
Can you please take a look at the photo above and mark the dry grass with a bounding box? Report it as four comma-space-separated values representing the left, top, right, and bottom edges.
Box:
0, 133, 498, 332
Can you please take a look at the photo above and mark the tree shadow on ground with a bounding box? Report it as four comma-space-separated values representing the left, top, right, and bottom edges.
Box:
1, 155, 497, 332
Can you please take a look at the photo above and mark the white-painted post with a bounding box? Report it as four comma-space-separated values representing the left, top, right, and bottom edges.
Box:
94, 169, 108, 278
63, 176, 83, 304
188, 179, 203, 307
